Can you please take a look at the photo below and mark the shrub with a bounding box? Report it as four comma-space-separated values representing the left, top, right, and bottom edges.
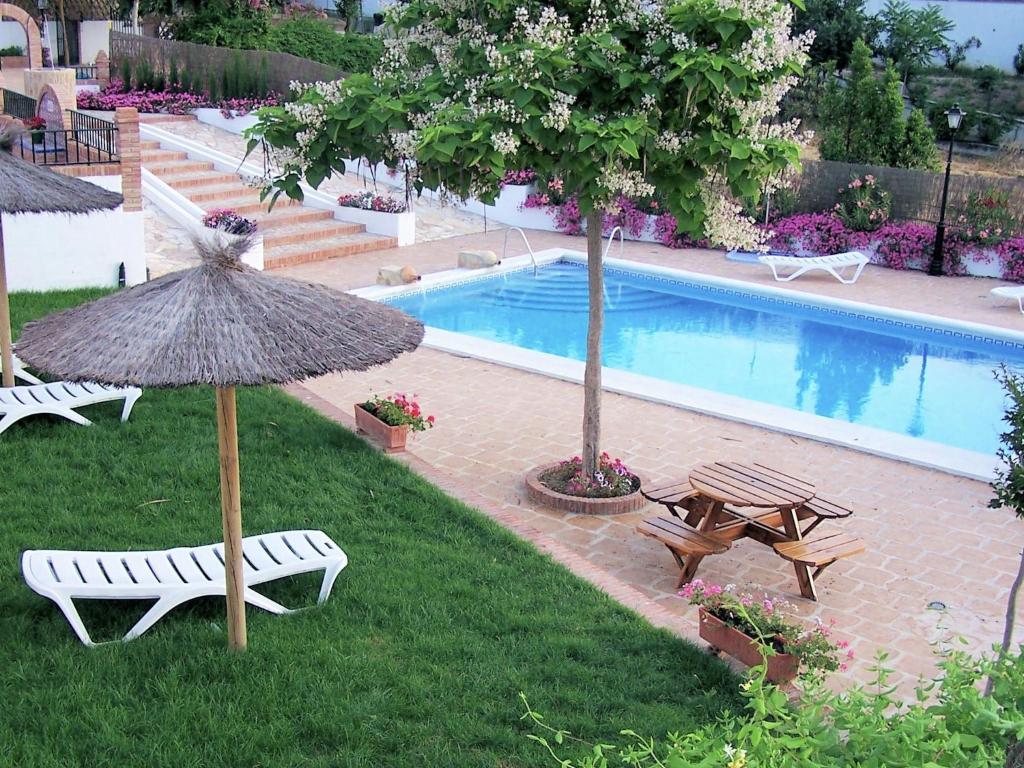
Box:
978, 114, 1012, 145
955, 190, 1021, 246
264, 18, 383, 73
522, 647, 1024, 768
0, 45, 25, 57
1016, 44, 1024, 77
834, 174, 891, 232
499, 169, 537, 187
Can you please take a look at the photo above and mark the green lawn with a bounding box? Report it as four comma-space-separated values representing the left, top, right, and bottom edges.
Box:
0, 290, 739, 767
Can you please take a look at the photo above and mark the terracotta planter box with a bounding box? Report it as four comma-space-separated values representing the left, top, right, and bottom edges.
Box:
525, 462, 647, 515
698, 608, 799, 684
354, 404, 410, 452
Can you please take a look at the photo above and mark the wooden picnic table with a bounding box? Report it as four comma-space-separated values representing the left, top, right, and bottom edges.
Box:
638, 462, 865, 601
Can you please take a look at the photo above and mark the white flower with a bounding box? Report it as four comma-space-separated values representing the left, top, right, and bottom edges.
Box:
491, 130, 520, 156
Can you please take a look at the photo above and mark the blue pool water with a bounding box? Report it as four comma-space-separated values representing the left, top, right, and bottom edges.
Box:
389, 260, 1024, 455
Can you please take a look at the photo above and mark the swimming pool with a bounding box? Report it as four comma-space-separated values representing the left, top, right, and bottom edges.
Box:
366, 251, 1024, 476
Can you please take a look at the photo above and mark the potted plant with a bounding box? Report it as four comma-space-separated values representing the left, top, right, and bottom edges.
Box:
23, 117, 46, 146
681, 580, 850, 684
354, 393, 434, 452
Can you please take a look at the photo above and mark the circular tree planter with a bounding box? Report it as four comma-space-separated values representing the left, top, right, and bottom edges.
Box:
525, 462, 647, 515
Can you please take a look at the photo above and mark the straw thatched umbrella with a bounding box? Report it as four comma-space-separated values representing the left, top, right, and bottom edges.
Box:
16, 237, 424, 650
0, 128, 124, 387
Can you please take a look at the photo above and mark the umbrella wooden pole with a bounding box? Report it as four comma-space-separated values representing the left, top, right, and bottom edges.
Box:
215, 385, 247, 651
0, 216, 14, 389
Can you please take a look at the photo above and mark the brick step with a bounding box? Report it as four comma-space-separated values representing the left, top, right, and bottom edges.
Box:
262, 220, 366, 248
185, 184, 262, 204
250, 208, 336, 230
160, 171, 242, 190
142, 149, 188, 162
144, 160, 216, 175
140, 140, 162, 150
202, 195, 302, 215
264, 233, 397, 269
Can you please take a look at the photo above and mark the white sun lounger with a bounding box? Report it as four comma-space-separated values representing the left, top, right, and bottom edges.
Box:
990, 286, 1024, 314
22, 530, 348, 645
758, 251, 870, 284
0, 353, 44, 385
0, 381, 142, 435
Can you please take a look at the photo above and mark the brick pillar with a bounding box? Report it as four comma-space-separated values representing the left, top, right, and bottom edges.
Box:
95, 50, 110, 87
115, 107, 142, 212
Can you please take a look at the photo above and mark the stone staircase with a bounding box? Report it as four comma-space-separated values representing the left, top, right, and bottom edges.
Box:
140, 140, 397, 269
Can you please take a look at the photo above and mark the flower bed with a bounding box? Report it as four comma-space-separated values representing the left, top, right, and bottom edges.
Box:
337, 192, 408, 214
77, 81, 280, 116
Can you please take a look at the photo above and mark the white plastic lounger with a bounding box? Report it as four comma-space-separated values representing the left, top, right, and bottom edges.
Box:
0, 381, 141, 435
22, 530, 348, 645
990, 286, 1024, 314
0, 354, 44, 385
758, 251, 870, 284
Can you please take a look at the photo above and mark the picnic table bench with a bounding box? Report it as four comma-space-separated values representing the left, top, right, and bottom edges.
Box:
637, 462, 864, 601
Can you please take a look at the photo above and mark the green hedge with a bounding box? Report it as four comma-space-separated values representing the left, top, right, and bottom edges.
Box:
0, 45, 25, 57
265, 19, 382, 73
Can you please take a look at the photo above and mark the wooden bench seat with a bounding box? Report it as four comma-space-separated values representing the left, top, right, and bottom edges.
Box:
774, 532, 865, 569
636, 516, 729, 587
794, 496, 855, 535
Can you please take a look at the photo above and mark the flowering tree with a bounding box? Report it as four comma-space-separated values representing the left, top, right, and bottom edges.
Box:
247, 0, 812, 479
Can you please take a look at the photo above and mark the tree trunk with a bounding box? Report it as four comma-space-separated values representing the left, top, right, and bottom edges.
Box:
215, 386, 247, 652
582, 210, 604, 478
985, 546, 1024, 697
131, 0, 141, 35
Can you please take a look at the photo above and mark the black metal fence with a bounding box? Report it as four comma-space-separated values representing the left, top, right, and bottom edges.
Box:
69, 110, 118, 157
20, 128, 120, 166
1, 88, 37, 120
75, 64, 98, 80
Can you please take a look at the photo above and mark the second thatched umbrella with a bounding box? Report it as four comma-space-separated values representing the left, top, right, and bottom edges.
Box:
0, 129, 124, 387
15, 237, 424, 651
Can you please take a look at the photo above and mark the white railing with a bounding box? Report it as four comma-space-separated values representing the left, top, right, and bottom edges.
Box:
501, 226, 539, 276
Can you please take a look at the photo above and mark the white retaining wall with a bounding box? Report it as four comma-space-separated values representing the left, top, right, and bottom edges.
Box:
5, 175, 146, 291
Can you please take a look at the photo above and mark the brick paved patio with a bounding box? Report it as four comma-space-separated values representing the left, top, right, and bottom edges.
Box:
279, 229, 1024, 692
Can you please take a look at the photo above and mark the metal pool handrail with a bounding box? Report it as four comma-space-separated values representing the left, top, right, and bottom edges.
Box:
604, 226, 624, 260
501, 227, 539, 276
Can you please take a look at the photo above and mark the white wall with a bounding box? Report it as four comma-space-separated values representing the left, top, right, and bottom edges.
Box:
5, 175, 147, 292
865, 0, 1024, 72
79, 21, 110, 65
0, 20, 28, 51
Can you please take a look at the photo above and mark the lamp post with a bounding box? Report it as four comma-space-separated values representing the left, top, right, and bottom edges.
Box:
927, 104, 964, 277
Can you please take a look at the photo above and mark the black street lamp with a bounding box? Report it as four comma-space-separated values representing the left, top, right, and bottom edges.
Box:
927, 104, 964, 276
